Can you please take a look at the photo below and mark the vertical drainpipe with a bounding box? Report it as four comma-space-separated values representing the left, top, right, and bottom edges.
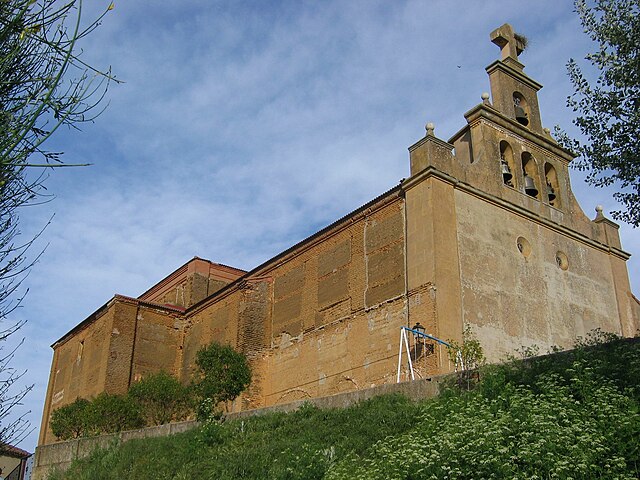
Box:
177, 309, 187, 384
401, 182, 410, 328
127, 303, 140, 388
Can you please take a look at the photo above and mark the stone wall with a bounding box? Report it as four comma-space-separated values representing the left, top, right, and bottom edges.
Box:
455, 189, 628, 360
38, 304, 114, 446
38, 299, 184, 446
32, 420, 197, 480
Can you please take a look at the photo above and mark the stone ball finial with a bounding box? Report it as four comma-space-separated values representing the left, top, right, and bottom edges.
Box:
481, 92, 490, 101
596, 205, 604, 213
426, 122, 435, 136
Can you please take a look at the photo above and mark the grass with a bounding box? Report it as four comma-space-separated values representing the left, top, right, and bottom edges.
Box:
49, 333, 640, 479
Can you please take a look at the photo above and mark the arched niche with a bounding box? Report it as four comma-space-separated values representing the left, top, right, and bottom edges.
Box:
513, 92, 529, 127
521, 151, 539, 198
499, 140, 516, 187
544, 162, 561, 207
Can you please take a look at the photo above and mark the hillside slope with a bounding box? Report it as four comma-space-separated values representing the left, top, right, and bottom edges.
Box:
51, 333, 640, 479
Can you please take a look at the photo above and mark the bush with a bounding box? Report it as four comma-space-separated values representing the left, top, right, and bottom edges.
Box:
85, 392, 144, 436
50, 398, 91, 440
193, 342, 251, 418
128, 371, 193, 426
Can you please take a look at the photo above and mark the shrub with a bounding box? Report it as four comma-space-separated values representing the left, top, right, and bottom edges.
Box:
50, 398, 91, 440
85, 392, 144, 436
193, 342, 251, 418
128, 371, 193, 426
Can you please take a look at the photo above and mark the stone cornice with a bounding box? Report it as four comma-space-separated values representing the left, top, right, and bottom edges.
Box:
401, 166, 631, 262
51, 295, 185, 349
187, 185, 405, 316
408, 133, 455, 153
458, 103, 575, 163
485, 59, 543, 91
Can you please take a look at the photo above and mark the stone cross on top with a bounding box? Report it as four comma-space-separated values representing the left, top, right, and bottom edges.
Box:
490, 23, 526, 62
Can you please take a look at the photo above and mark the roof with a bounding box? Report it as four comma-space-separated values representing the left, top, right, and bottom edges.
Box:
137, 256, 246, 301
187, 182, 404, 313
0, 444, 31, 458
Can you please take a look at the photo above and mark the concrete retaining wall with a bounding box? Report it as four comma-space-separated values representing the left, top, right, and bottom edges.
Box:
33, 374, 450, 479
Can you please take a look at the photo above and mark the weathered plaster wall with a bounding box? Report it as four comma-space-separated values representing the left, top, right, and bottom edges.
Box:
39, 299, 185, 445
404, 171, 464, 373
455, 189, 625, 360
103, 301, 138, 395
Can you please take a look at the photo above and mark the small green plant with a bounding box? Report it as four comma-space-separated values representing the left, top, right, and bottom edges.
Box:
197, 417, 226, 446
448, 324, 485, 370
447, 325, 485, 389
128, 371, 193, 426
513, 344, 540, 359
50, 398, 91, 440
574, 327, 621, 348
193, 342, 251, 419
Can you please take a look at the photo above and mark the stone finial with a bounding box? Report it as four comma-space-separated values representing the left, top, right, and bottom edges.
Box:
542, 127, 556, 142
490, 23, 525, 61
595, 205, 605, 220
481, 92, 491, 105
425, 122, 435, 137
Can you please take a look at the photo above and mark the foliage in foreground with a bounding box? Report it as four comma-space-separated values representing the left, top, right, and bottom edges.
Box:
193, 341, 252, 419
557, 0, 640, 226
49, 342, 251, 440
0, 0, 114, 447
50, 393, 144, 440
49, 335, 640, 480
128, 371, 192, 427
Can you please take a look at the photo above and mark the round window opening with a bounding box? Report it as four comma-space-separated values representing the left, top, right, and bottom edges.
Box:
556, 251, 569, 270
516, 236, 532, 257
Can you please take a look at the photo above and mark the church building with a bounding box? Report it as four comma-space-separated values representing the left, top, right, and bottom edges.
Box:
38, 23, 640, 446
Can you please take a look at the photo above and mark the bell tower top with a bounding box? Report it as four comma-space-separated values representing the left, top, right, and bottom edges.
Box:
485, 23, 544, 134
490, 23, 526, 63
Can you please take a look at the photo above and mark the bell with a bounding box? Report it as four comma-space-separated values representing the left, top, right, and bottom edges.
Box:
501, 159, 513, 183
547, 183, 556, 202
515, 105, 529, 126
524, 175, 538, 197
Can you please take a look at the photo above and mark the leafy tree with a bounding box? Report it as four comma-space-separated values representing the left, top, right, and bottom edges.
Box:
557, 0, 640, 226
128, 371, 193, 426
193, 342, 251, 418
49, 397, 91, 440
0, 0, 114, 447
85, 392, 143, 436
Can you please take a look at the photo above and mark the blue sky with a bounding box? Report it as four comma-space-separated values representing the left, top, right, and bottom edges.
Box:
6, 0, 638, 452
